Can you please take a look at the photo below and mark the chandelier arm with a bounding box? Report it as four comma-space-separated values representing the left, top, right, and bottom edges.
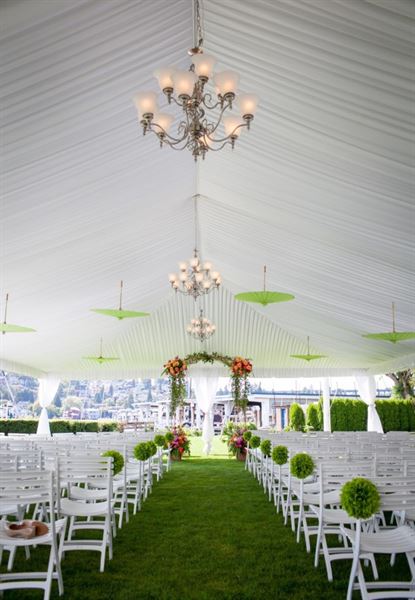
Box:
201, 101, 234, 137
201, 93, 224, 111
206, 122, 248, 143
162, 138, 195, 152
200, 139, 234, 152
147, 124, 189, 146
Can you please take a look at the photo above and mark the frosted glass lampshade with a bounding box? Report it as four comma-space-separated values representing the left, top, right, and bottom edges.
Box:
192, 54, 216, 79
173, 70, 197, 97
238, 94, 259, 117
153, 112, 174, 133
214, 70, 239, 96
133, 92, 158, 117
153, 66, 176, 90
179, 262, 187, 271
223, 116, 243, 137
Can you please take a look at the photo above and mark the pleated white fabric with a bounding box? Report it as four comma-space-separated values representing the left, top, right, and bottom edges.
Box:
355, 375, 384, 433
192, 376, 220, 455
1, 0, 414, 379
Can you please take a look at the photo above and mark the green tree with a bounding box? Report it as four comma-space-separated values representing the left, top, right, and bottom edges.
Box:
386, 370, 414, 399
289, 403, 305, 431
306, 403, 321, 430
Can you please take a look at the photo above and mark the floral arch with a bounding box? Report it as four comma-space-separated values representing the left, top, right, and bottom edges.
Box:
162, 351, 253, 415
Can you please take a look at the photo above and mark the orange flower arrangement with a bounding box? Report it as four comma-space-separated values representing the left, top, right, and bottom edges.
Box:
231, 356, 253, 377
163, 356, 188, 378
162, 357, 188, 416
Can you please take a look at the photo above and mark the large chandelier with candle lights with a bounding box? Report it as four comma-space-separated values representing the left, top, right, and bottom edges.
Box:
133, 0, 259, 161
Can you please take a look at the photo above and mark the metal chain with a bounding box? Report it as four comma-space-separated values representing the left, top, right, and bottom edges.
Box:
195, 0, 203, 48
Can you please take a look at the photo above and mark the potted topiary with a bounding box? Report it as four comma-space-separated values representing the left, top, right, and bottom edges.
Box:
290, 452, 315, 543
250, 435, 261, 449
154, 434, 167, 448
134, 442, 150, 462
260, 439, 271, 457
101, 450, 124, 476
272, 445, 289, 513
340, 477, 380, 520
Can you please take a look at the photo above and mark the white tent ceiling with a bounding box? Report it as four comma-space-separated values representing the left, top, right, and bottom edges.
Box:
1, 0, 414, 380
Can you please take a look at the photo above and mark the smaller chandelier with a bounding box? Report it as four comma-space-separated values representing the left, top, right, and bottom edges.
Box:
169, 195, 221, 300
186, 309, 216, 342
169, 249, 221, 300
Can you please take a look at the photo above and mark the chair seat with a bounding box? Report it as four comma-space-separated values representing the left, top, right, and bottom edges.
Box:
60, 498, 110, 517
0, 518, 66, 547
344, 525, 415, 554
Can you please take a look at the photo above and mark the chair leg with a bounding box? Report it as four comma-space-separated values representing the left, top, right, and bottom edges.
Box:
322, 535, 334, 582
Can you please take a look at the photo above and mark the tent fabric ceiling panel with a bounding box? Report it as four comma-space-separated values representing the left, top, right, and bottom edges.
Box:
1, 0, 414, 379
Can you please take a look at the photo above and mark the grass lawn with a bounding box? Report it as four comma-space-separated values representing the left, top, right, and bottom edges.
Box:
7, 436, 412, 599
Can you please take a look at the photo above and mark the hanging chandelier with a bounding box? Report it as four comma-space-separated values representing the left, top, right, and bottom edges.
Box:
186, 308, 216, 342
133, 0, 259, 161
169, 195, 221, 300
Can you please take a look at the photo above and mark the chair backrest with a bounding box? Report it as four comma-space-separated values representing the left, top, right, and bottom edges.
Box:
0, 469, 57, 535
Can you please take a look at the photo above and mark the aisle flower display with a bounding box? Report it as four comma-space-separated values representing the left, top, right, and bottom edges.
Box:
223, 423, 256, 460
162, 351, 253, 415
166, 427, 190, 460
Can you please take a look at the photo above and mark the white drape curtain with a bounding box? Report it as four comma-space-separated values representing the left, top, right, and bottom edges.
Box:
355, 375, 383, 433
192, 376, 220, 456
322, 378, 331, 432
36, 377, 60, 436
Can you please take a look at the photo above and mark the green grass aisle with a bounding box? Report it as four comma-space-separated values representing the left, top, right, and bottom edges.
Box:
8, 446, 411, 600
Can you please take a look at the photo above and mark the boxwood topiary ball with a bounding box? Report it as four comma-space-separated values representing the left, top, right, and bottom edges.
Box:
340, 477, 380, 519
250, 435, 261, 449
154, 434, 166, 447
260, 439, 271, 457
272, 445, 288, 465
165, 432, 174, 443
134, 442, 149, 461
146, 441, 157, 457
243, 431, 252, 442
290, 453, 314, 479
101, 450, 124, 475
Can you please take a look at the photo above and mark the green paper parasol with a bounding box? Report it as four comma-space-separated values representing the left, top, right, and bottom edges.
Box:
290, 336, 326, 361
235, 266, 295, 306
1, 294, 36, 334
82, 338, 120, 364
91, 281, 150, 320
363, 302, 415, 344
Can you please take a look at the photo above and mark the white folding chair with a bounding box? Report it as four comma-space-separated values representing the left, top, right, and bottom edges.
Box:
0, 470, 66, 600
57, 455, 113, 572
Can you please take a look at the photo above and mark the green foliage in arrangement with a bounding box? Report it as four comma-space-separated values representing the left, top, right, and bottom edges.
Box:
289, 403, 305, 431
250, 435, 261, 449
0, 419, 120, 435
330, 399, 367, 431
101, 450, 124, 475
272, 445, 288, 465
134, 442, 150, 461
306, 403, 322, 431
243, 431, 252, 442
154, 434, 167, 447
146, 441, 157, 457
375, 399, 415, 432
290, 453, 315, 479
260, 439, 271, 457
340, 477, 381, 519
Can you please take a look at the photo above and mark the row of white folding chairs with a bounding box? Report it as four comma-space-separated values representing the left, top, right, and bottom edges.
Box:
247, 444, 415, 598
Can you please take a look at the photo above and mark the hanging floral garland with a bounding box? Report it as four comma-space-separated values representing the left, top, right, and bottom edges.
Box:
162, 351, 253, 415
